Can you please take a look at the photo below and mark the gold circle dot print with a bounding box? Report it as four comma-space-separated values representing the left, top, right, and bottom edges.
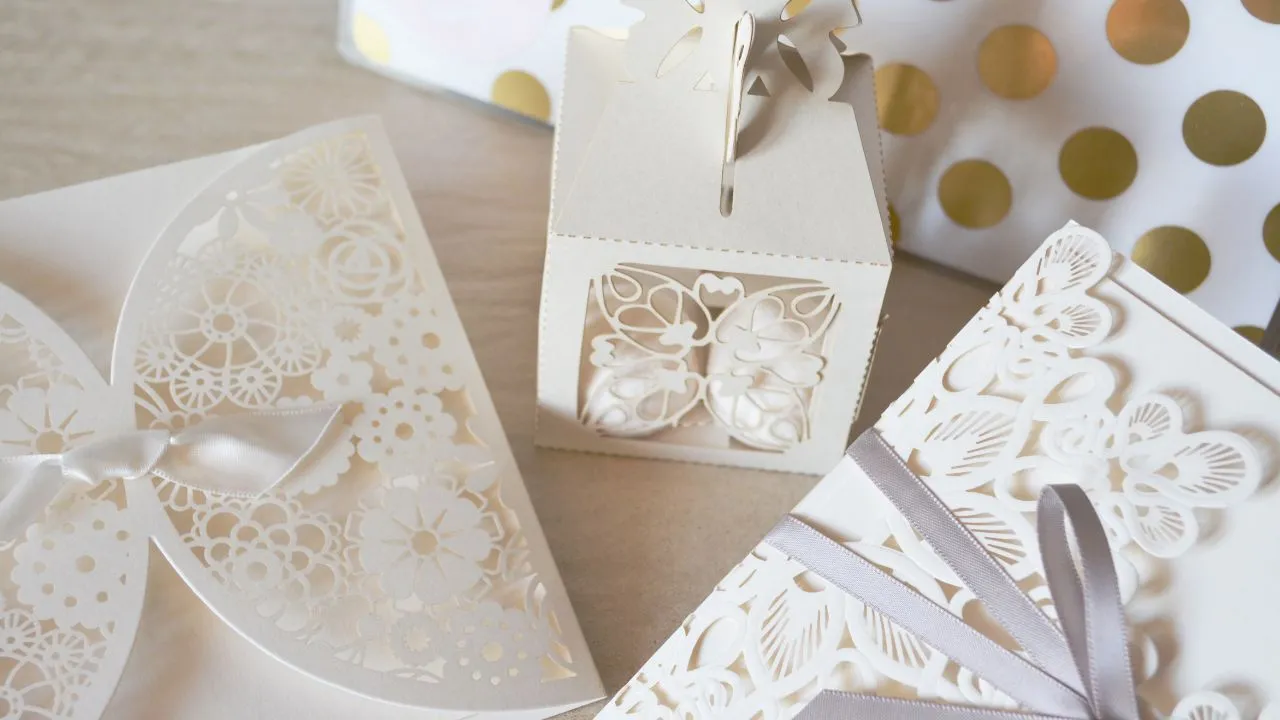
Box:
1060, 128, 1139, 200
939, 160, 1013, 229
1235, 325, 1266, 345
979, 25, 1057, 100
1243, 0, 1280, 23
1107, 0, 1190, 64
491, 71, 552, 123
875, 64, 940, 136
1132, 226, 1211, 293
1183, 90, 1267, 166
1264, 203, 1280, 263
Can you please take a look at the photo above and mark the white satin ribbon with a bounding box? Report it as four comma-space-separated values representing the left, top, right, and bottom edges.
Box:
0, 405, 343, 541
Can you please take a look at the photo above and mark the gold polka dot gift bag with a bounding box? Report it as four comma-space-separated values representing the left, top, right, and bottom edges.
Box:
338, 0, 1280, 338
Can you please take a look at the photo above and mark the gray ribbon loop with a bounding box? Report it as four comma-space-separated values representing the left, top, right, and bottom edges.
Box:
763, 429, 1140, 720
0, 405, 343, 542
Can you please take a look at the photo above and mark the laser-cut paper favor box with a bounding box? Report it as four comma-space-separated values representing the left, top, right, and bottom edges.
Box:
596, 223, 1280, 720
535, 2, 893, 474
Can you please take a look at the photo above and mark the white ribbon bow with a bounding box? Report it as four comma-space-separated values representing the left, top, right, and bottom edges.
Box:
0, 405, 343, 541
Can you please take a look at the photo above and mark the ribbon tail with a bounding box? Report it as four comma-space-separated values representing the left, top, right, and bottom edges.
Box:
797, 691, 1076, 720
155, 404, 344, 498
0, 460, 73, 543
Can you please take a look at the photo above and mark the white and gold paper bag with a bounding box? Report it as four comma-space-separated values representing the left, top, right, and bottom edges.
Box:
597, 223, 1280, 719
535, 2, 893, 474
0, 118, 602, 720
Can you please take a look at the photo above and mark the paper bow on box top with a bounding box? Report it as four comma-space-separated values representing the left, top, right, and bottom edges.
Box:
536, 1, 893, 474
0, 118, 602, 720
597, 223, 1280, 720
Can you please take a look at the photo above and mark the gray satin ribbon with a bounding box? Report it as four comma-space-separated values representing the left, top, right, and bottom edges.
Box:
764, 430, 1140, 720
0, 405, 343, 542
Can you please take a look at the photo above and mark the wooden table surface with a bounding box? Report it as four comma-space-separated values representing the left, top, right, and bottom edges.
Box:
0, 2, 998, 718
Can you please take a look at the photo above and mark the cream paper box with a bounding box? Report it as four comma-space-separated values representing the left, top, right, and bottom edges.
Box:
597, 224, 1280, 719
535, 2, 893, 475
0, 118, 602, 719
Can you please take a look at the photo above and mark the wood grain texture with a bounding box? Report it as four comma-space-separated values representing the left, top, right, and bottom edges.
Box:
0, 1, 998, 718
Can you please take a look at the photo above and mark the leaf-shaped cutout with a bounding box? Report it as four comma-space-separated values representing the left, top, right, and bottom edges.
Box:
907, 399, 1024, 491
886, 491, 1039, 584
0, 283, 147, 720
842, 544, 949, 686
687, 608, 748, 671
940, 323, 1013, 395
742, 568, 845, 696
1171, 692, 1243, 720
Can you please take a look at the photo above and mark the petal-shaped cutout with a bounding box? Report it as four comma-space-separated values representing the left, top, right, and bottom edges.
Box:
1171, 692, 1243, 720
112, 120, 601, 711
0, 283, 145, 720
1125, 431, 1261, 509
742, 562, 846, 697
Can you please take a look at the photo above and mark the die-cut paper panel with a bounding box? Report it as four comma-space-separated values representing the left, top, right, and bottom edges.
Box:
0, 284, 146, 720
594, 224, 1280, 720
110, 119, 602, 713
581, 265, 840, 452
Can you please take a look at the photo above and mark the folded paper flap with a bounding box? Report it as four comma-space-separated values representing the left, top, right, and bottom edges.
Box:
552, 24, 891, 266
2, 117, 603, 718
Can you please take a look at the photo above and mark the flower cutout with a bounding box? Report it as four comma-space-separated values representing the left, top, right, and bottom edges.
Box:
352, 387, 459, 477
313, 220, 414, 305
281, 133, 385, 225
0, 385, 99, 456
0, 610, 43, 658
353, 478, 497, 605
319, 305, 375, 358
0, 657, 67, 719
190, 497, 344, 629
313, 356, 374, 402
370, 295, 463, 393
12, 498, 136, 630
391, 613, 442, 668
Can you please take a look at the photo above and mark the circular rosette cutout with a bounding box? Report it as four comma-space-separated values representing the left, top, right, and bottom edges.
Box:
113, 121, 597, 711
0, 284, 146, 720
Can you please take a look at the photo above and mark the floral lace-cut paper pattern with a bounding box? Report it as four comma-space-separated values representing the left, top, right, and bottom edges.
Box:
0, 286, 146, 720
596, 224, 1280, 720
0, 118, 602, 720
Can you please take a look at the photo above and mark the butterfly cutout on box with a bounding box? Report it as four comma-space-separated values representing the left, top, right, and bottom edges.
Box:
581, 265, 841, 452
0, 119, 600, 719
